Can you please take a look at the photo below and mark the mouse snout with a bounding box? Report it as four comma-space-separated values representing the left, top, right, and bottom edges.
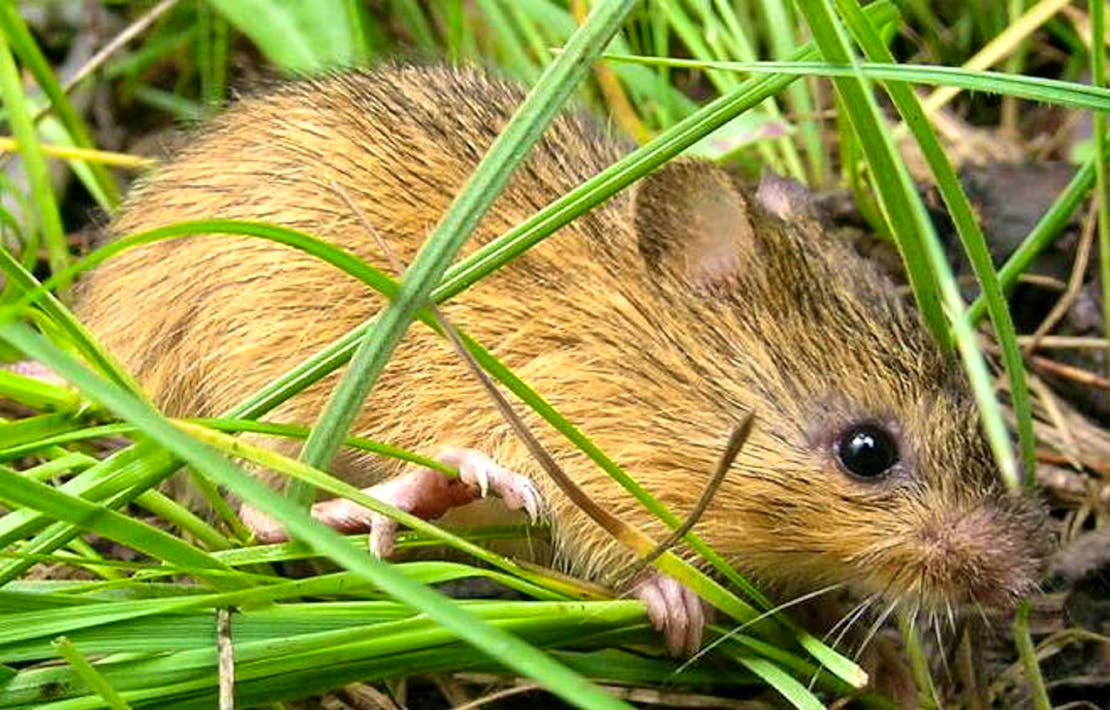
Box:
912, 495, 1050, 609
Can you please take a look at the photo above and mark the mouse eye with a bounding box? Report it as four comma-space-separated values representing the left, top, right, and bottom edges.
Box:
836, 423, 899, 480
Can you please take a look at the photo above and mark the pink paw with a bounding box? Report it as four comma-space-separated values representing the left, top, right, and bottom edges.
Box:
438, 447, 541, 521
239, 504, 288, 545
2, 360, 66, 386
241, 448, 541, 559
632, 573, 706, 657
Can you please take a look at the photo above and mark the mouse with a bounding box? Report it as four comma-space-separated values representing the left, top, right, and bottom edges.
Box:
71, 65, 1051, 657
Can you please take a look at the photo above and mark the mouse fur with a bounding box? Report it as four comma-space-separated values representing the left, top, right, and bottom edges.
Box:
75, 65, 1050, 613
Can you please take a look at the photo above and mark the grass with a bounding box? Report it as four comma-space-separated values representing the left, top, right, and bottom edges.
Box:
0, 0, 1106, 707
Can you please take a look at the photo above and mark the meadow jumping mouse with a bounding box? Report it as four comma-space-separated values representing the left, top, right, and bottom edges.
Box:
74, 65, 1050, 655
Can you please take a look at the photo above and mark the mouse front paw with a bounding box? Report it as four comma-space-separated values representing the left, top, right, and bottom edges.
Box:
240, 448, 541, 558
631, 572, 707, 658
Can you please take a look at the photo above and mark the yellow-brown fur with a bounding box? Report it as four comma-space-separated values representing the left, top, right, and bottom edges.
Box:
76, 66, 1049, 609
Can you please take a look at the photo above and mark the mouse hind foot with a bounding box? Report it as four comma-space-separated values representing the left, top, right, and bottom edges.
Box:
631, 571, 708, 657
241, 447, 541, 556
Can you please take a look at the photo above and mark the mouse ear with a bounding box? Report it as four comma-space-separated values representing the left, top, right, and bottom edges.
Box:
632, 158, 757, 288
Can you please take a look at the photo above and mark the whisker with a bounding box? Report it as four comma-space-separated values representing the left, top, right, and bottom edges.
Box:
931, 611, 951, 679
676, 582, 846, 675
810, 593, 876, 690
973, 600, 992, 630
854, 598, 898, 661
824, 593, 875, 648
909, 599, 922, 635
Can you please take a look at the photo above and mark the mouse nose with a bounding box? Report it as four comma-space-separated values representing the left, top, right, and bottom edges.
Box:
914, 499, 1048, 608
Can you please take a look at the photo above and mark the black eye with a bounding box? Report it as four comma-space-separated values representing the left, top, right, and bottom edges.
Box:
836, 423, 899, 480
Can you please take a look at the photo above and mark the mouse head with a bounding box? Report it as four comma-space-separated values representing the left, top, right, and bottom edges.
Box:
624, 159, 1051, 611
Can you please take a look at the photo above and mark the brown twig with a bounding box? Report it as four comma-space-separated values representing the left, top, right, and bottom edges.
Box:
1024, 206, 1097, 355
1016, 273, 1068, 291
1036, 451, 1110, 477
339, 683, 404, 710
1026, 354, 1110, 390
33, 0, 181, 125
1017, 335, 1109, 350
1025, 373, 1083, 470
217, 607, 234, 710
985, 341, 1110, 390
451, 681, 541, 710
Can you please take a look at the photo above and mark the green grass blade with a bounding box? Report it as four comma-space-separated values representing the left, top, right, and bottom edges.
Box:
0, 442, 181, 585
389, 0, 439, 54
734, 654, 824, 710
593, 57, 1110, 112
0, 413, 85, 450
0, 466, 244, 591
0, 248, 139, 395
757, 0, 827, 180
1093, 0, 1110, 372
0, 442, 161, 547
207, 0, 364, 71
6, 219, 397, 318
0, 30, 68, 282
1014, 601, 1051, 710
51, 637, 132, 710
132, 488, 233, 552
653, 0, 795, 177
475, 0, 541, 82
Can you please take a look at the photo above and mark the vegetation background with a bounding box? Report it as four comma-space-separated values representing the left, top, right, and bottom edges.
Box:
0, 0, 1106, 708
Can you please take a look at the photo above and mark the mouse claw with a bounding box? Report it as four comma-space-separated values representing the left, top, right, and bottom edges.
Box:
438, 447, 541, 522
632, 572, 706, 658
